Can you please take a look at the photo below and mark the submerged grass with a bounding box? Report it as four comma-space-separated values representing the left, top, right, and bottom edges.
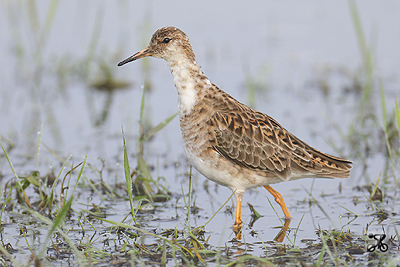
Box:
0, 100, 399, 266
1, 1, 400, 266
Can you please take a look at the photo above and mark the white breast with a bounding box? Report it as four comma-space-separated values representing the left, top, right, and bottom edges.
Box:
167, 60, 205, 114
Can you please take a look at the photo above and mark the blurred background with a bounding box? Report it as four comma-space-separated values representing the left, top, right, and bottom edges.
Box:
0, 0, 399, 264
1, 1, 399, 171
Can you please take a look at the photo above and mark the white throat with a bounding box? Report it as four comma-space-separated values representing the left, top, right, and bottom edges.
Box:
167, 60, 206, 114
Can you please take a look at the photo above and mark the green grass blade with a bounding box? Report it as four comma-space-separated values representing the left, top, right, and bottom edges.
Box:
370, 173, 381, 200
247, 203, 263, 219
1, 142, 32, 207
46, 154, 72, 208
339, 205, 359, 217
136, 153, 154, 198
396, 98, 400, 146
0, 189, 13, 246
36, 123, 43, 171
198, 190, 235, 232
349, 0, 369, 69
1, 142, 22, 188
349, 0, 374, 118
142, 112, 178, 141
380, 82, 397, 184
316, 238, 326, 266
72, 154, 87, 195
187, 165, 193, 231
122, 126, 136, 223
46, 197, 73, 244
293, 213, 305, 244
42, 0, 59, 42
135, 84, 154, 196
139, 85, 146, 132
379, 80, 388, 131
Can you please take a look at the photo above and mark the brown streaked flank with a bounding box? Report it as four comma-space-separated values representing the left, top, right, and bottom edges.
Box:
118, 26, 352, 234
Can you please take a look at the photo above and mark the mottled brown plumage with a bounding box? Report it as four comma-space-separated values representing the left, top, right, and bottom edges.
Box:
118, 26, 352, 229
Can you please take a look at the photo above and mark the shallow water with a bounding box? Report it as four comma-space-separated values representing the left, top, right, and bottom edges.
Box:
0, 1, 399, 265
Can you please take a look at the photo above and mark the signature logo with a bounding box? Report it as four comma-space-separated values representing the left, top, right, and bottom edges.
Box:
367, 233, 388, 252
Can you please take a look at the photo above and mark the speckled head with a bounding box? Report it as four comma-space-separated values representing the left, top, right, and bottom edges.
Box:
118, 26, 196, 66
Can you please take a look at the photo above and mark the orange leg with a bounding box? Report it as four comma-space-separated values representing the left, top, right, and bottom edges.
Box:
264, 185, 292, 219
233, 196, 242, 228
274, 219, 291, 243
232, 192, 243, 239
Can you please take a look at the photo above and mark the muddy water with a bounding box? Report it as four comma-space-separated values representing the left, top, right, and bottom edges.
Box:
0, 1, 399, 265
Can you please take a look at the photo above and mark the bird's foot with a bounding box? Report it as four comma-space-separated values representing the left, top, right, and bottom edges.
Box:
232, 221, 242, 240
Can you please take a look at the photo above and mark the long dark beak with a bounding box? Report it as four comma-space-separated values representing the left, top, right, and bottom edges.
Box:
117, 48, 152, 66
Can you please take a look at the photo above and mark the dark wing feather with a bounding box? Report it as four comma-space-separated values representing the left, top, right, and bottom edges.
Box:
206, 91, 352, 180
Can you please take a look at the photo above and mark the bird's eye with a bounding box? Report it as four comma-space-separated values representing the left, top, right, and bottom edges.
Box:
162, 38, 171, 44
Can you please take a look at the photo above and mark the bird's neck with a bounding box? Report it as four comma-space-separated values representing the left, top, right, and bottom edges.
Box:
166, 59, 210, 115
